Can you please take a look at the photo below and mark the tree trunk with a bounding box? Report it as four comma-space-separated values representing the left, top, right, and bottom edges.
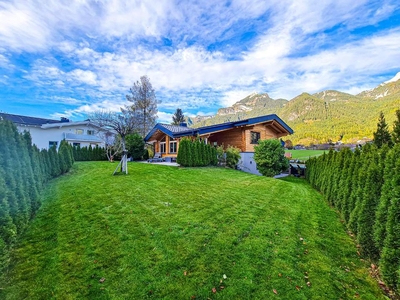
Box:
121, 136, 128, 174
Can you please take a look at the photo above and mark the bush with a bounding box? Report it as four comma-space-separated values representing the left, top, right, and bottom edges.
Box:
254, 139, 289, 177
225, 145, 241, 169
126, 133, 145, 160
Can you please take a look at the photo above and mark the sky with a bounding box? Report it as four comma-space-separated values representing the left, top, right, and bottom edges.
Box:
0, 0, 400, 123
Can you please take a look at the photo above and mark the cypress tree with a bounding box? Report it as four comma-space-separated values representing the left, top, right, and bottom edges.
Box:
357, 159, 381, 259
40, 149, 51, 181
374, 144, 400, 251
348, 145, 373, 234
211, 146, 218, 166
343, 148, 361, 223
0, 169, 17, 245
177, 138, 187, 166
49, 145, 61, 177
2, 121, 29, 231
336, 148, 353, 213
380, 156, 400, 288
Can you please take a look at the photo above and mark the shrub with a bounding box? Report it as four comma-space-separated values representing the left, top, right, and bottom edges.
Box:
126, 133, 145, 160
254, 139, 289, 177
225, 145, 241, 169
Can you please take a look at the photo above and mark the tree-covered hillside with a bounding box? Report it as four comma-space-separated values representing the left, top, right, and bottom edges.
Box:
189, 77, 400, 145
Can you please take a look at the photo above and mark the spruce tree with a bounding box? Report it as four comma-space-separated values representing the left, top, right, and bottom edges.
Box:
392, 109, 400, 145
373, 112, 392, 148
172, 108, 185, 125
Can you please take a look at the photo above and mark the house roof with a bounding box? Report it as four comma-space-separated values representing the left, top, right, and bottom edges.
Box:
0, 112, 101, 129
144, 114, 293, 141
0, 112, 65, 126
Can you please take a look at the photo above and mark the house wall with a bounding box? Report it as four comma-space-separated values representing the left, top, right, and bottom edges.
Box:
237, 152, 262, 176
17, 124, 104, 150
154, 134, 179, 157
244, 124, 276, 152
208, 127, 244, 150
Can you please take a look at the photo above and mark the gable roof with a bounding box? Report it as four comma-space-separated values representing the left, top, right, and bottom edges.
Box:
144, 114, 293, 141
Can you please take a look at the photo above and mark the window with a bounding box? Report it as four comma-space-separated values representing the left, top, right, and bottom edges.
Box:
250, 131, 261, 144
169, 140, 177, 153
73, 143, 80, 147
160, 142, 166, 153
49, 141, 58, 148
75, 129, 84, 134
87, 130, 95, 135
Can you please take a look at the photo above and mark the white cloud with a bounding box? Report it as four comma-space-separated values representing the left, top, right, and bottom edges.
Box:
2, 0, 400, 119
68, 69, 98, 85
156, 111, 173, 123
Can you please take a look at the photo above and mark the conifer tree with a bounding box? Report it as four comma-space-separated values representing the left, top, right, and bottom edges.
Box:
0, 169, 17, 245
49, 145, 61, 177
172, 108, 185, 125
211, 146, 218, 166
380, 156, 400, 288
357, 160, 381, 259
392, 109, 400, 145
336, 148, 353, 213
348, 146, 373, 233
373, 112, 392, 148
374, 144, 400, 251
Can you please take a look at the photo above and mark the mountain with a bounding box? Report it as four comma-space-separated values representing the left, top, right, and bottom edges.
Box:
189, 74, 400, 145
357, 72, 400, 100
217, 93, 287, 116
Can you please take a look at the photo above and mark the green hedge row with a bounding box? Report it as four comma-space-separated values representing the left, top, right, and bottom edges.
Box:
73, 145, 107, 161
0, 120, 74, 271
306, 144, 400, 291
177, 137, 218, 167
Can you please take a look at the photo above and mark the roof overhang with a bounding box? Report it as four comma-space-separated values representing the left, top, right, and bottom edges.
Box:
144, 114, 293, 142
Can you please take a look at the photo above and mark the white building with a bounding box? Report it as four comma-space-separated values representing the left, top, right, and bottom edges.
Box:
0, 113, 106, 150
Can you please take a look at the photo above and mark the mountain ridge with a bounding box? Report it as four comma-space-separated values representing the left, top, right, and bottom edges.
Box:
188, 74, 400, 145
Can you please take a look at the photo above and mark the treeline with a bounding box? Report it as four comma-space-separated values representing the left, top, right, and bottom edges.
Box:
306, 144, 400, 291
177, 138, 218, 167
0, 120, 74, 270
73, 145, 107, 161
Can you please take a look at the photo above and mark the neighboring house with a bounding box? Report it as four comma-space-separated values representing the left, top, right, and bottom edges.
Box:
0, 113, 105, 150
144, 114, 294, 174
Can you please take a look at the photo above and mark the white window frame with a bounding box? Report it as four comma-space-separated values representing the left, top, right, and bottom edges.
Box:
169, 140, 177, 153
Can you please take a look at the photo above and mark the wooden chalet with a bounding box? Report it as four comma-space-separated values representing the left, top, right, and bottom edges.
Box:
144, 114, 293, 158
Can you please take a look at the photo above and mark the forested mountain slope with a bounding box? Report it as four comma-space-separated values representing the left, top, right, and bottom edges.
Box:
189, 74, 400, 145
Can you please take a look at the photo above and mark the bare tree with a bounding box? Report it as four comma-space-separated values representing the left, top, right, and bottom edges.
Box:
97, 131, 122, 162
89, 111, 136, 174
124, 75, 158, 137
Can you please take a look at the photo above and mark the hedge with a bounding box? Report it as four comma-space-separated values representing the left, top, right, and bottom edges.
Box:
0, 120, 74, 271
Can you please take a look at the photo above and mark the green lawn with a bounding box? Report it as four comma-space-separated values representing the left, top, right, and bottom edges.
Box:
1, 162, 384, 299
286, 150, 326, 161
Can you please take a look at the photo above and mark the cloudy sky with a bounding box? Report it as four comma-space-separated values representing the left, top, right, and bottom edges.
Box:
0, 0, 400, 123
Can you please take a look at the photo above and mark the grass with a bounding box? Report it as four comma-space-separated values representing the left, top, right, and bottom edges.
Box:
1, 162, 384, 299
286, 150, 326, 161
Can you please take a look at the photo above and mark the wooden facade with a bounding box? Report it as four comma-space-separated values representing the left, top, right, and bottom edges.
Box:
144, 114, 293, 157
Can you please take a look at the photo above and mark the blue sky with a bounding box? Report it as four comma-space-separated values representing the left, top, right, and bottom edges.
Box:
0, 0, 400, 123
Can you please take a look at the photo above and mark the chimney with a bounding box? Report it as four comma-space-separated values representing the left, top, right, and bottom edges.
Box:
179, 122, 187, 127
60, 117, 70, 122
